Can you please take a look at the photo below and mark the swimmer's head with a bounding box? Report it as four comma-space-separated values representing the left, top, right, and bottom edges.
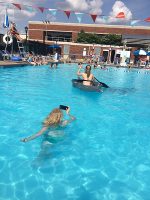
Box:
85, 65, 91, 71
43, 108, 63, 126
85, 65, 91, 78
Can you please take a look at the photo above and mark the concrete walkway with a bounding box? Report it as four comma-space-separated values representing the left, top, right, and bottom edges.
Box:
0, 60, 30, 67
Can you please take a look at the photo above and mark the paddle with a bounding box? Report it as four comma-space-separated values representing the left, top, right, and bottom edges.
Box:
94, 77, 109, 88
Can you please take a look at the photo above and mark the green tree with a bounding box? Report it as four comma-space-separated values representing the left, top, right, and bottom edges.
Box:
76, 30, 122, 46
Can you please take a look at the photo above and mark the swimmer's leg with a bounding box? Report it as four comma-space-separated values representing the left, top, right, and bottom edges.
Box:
32, 141, 52, 168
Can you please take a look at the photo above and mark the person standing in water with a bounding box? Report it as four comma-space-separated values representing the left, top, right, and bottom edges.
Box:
77, 65, 94, 86
21, 106, 75, 143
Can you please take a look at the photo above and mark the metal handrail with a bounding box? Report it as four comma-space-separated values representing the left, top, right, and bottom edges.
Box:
45, 36, 72, 42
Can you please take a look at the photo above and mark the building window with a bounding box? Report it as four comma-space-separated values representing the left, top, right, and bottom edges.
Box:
45, 31, 72, 42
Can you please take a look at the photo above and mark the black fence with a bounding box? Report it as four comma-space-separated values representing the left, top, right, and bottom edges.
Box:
0, 38, 54, 56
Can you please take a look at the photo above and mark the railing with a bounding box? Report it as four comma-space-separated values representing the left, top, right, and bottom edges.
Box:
45, 36, 72, 42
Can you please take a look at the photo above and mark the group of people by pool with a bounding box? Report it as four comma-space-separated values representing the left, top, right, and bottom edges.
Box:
27, 55, 49, 66
27, 52, 60, 67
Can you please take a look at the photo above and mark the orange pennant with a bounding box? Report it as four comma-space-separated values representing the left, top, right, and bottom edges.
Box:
144, 17, 150, 22
116, 12, 125, 18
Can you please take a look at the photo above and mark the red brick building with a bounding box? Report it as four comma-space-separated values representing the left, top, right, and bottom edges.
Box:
28, 21, 150, 62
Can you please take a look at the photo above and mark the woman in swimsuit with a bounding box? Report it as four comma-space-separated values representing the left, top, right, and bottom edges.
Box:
21, 106, 75, 143
77, 65, 94, 86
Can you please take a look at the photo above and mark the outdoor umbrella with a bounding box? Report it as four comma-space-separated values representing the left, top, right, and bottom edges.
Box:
147, 52, 150, 56
48, 44, 61, 49
133, 49, 147, 56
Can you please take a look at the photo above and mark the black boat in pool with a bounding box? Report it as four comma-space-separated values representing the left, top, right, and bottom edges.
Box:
72, 79, 109, 92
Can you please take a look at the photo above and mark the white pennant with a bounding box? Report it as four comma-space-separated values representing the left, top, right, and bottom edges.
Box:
75, 12, 83, 23
130, 20, 140, 26
48, 9, 57, 16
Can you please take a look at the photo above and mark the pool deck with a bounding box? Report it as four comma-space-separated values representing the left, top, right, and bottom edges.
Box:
0, 60, 149, 70
0, 61, 29, 67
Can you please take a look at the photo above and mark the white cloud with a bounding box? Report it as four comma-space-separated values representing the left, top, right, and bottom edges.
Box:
63, 0, 89, 11
62, 0, 103, 14
109, 1, 132, 22
0, 0, 47, 27
96, 0, 132, 24
89, 0, 103, 14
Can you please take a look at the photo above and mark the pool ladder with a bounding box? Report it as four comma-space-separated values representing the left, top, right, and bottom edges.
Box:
17, 40, 26, 57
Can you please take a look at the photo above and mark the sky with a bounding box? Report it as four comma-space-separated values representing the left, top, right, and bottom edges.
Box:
0, 0, 150, 34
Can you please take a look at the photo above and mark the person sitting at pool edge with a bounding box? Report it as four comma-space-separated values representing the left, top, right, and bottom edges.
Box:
21, 106, 75, 143
77, 65, 94, 86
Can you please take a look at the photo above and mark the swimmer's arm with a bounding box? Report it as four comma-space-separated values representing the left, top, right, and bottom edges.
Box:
92, 74, 95, 81
77, 66, 83, 76
61, 107, 76, 126
20, 126, 48, 143
61, 114, 76, 126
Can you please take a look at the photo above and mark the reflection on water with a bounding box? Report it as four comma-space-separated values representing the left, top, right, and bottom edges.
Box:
108, 87, 136, 95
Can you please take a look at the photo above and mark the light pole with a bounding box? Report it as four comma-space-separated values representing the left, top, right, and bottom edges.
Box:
24, 26, 28, 52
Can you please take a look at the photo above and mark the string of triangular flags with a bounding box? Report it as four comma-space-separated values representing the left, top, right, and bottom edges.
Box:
0, 1, 150, 26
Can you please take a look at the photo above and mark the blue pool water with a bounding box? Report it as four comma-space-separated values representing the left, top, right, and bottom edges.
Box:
0, 64, 150, 200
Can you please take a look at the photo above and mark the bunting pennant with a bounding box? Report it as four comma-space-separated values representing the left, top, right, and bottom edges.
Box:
64, 10, 71, 18
0, 1, 149, 25
144, 17, 150, 22
12, 3, 21, 10
130, 20, 140, 26
38, 7, 45, 13
2, 3, 10, 9
75, 12, 83, 23
91, 14, 97, 23
25, 5, 36, 13
48, 9, 57, 16
116, 12, 125, 18
102, 16, 109, 23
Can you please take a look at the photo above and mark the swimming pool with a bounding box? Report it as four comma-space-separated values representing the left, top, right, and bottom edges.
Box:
0, 64, 150, 200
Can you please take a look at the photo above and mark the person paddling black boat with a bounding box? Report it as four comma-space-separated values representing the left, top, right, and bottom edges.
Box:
72, 64, 109, 92
77, 65, 94, 86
